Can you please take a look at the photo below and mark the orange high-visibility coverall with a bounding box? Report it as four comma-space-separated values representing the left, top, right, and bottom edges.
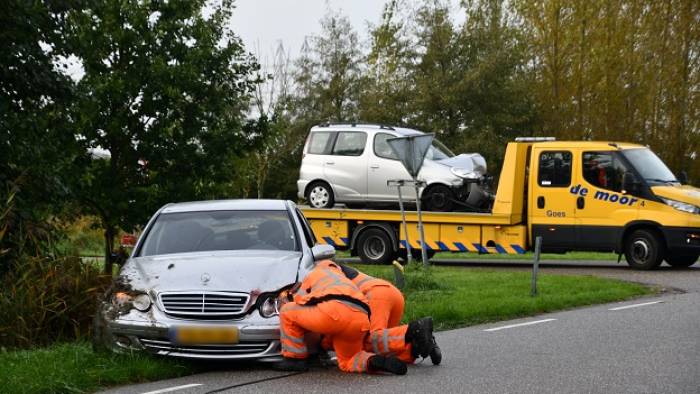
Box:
350, 271, 405, 331
279, 260, 376, 373
340, 265, 415, 364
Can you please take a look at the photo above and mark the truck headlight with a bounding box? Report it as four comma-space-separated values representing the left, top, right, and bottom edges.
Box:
661, 198, 700, 214
450, 167, 478, 179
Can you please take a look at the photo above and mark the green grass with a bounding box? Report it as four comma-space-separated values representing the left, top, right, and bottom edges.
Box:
0, 342, 195, 394
353, 263, 652, 330
336, 250, 617, 260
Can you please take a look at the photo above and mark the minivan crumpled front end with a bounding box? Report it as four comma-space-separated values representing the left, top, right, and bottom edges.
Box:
94, 251, 302, 360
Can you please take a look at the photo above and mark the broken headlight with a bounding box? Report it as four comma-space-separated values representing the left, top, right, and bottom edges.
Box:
112, 291, 152, 312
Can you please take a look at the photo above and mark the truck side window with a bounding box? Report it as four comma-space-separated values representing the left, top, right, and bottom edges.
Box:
538, 151, 572, 187
582, 152, 628, 192
308, 132, 335, 155
374, 133, 399, 159
332, 132, 367, 156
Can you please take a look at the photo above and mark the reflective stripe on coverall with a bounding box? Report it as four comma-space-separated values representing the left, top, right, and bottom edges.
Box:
280, 260, 375, 373
344, 267, 415, 363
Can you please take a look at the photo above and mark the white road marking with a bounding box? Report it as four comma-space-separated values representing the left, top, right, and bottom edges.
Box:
141, 383, 203, 394
609, 301, 663, 311
483, 318, 557, 332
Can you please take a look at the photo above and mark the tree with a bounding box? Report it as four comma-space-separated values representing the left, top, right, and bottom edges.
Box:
65, 0, 261, 273
0, 1, 80, 271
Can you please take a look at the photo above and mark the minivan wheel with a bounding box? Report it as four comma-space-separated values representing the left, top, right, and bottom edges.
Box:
665, 253, 699, 268
357, 228, 395, 265
423, 184, 455, 212
624, 229, 664, 270
306, 182, 334, 209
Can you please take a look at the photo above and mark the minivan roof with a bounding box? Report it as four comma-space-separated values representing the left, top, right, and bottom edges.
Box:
311, 123, 423, 136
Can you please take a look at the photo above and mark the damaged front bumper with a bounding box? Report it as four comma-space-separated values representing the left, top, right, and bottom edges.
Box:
97, 306, 283, 360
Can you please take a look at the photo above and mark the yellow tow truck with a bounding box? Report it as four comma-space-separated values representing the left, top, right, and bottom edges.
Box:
301, 138, 700, 270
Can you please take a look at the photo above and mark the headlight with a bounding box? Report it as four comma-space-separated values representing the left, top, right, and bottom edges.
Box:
112, 291, 151, 312
661, 198, 700, 214
450, 167, 478, 179
259, 295, 280, 318
132, 293, 152, 311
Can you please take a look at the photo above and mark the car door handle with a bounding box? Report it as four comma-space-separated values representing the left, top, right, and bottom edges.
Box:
537, 196, 545, 209
370, 165, 379, 169
577, 196, 585, 209
325, 161, 335, 165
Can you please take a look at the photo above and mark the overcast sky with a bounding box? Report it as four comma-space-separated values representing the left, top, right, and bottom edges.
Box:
229, 0, 464, 66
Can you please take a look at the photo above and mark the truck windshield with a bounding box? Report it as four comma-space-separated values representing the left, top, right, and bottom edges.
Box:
621, 148, 678, 185
427, 139, 455, 160
139, 210, 298, 256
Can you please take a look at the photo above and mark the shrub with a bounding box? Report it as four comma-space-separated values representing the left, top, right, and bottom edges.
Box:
0, 255, 110, 349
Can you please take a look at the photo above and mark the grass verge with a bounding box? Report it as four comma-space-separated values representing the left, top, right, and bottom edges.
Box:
353, 263, 653, 330
0, 342, 195, 394
336, 250, 617, 261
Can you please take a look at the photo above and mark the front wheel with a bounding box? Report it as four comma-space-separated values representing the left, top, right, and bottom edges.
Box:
356, 228, 395, 265
624, 229, 665, 270
423, 184, 455, 212
665, 254, 699, 268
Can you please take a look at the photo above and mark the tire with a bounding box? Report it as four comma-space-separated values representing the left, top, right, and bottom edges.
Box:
356, 228, 395, 265
423, 184, 455, 212
624, 229, 665, 270
665, 253, 699, 268
306, 181, 334, 209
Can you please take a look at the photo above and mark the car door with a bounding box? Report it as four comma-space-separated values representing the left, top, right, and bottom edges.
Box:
574, 151, 639, 250
529, 148, 578, 251
323, 131, 368, 202
367, 132, 417, 201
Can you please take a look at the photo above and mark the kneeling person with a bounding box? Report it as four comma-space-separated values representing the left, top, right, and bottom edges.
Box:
276, 260, 407, 375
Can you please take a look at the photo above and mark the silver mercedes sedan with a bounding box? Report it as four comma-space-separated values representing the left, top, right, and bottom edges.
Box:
93, 199, 334, 360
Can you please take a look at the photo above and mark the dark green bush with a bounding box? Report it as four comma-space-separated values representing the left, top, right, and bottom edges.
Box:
0, 255, 110, 349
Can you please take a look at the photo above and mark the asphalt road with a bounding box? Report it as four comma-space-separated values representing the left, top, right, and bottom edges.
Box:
100, 262, 700, 394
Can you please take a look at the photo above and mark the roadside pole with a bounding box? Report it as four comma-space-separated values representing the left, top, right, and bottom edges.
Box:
531, 236, 542, 296
392, 180, 412, 266
414, 180, 429, 268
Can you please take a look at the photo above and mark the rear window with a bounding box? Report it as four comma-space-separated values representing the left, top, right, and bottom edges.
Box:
307, 132, 334, 154
139, 210, 298, 256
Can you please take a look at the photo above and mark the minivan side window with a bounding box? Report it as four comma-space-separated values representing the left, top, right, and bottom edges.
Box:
374, 133, 399, 160
332, 132, 367, 156
307, 132, 335, 155
538, 151, 572, 187
582, 151, 628, 192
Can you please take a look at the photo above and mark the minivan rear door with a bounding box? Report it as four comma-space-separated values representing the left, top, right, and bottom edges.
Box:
324, 131, 368, 202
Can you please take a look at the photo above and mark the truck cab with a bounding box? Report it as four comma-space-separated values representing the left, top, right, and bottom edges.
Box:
526, 140, 700, 269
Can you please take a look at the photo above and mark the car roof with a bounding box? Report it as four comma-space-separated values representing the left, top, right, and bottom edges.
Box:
310, 123, 424, 136
160, 199, 290, 213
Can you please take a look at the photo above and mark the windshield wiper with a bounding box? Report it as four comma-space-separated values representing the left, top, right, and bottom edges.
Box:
645, 178, 678, 185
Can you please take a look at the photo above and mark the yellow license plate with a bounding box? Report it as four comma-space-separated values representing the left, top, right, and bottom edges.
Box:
171, 326, 239, 345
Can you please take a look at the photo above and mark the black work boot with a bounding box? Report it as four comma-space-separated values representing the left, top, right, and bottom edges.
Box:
368, 355, 408, 375
429, 335, 442, 365
273, 357, 309, 372
406, 317, 434, 358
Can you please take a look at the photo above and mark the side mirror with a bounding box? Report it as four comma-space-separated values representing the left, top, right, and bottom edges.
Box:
678, 171, 688, 184
311, 244, 335, 261
622, 172, 639, 194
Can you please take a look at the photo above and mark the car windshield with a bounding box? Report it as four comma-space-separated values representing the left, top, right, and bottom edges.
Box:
139, 210, 298, 256
426, 139, 455, 161
621, 148, 677, 185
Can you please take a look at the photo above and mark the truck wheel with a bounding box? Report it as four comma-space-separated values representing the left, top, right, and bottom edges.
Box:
306, 182, 334, 209
665, 254, 699, 268
357, 228, 395, 265
624, 229, 664, 270
423, 184, 455, 212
